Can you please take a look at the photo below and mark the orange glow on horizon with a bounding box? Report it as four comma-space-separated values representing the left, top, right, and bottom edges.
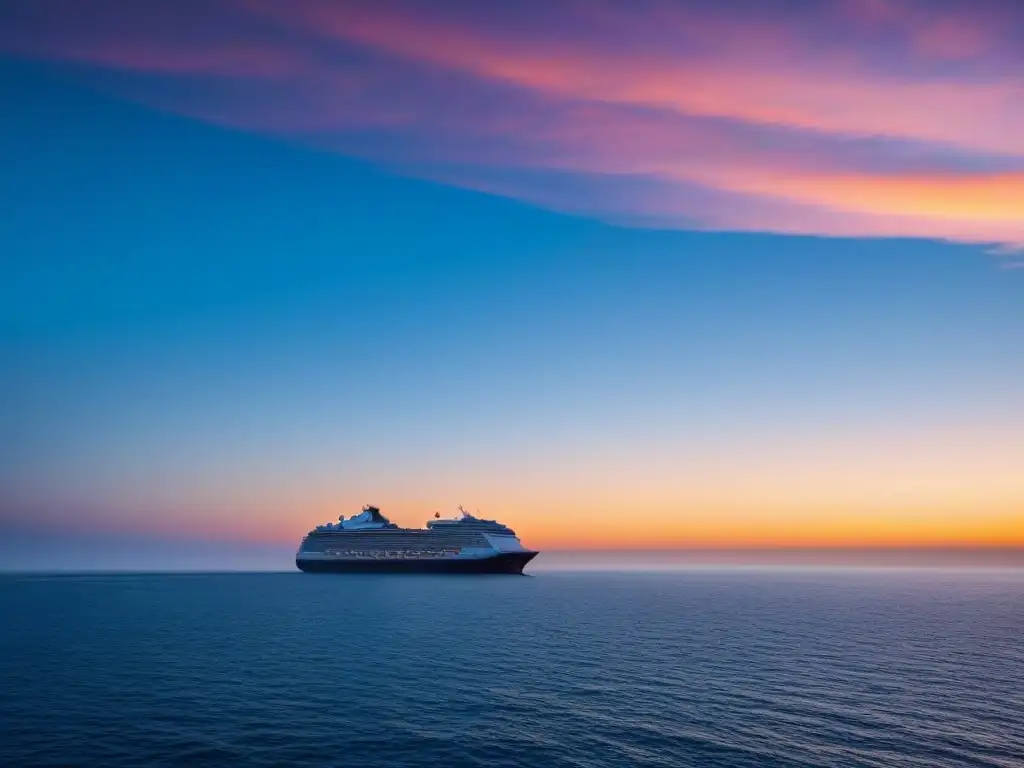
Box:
100, 499, 1022, 552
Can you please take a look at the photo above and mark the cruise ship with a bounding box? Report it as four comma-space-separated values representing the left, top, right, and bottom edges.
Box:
295, 506, 539, 574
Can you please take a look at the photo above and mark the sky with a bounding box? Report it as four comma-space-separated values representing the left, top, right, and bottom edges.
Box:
1, 0, 1022, 569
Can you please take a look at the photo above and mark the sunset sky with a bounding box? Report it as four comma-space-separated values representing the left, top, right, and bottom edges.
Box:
1, 0, 1022, 568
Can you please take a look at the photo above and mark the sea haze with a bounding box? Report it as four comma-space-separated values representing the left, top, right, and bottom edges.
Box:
3, 528, 1022, 572
1, 571, 1021, 767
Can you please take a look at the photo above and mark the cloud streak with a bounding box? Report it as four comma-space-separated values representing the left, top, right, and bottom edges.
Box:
3, 0, 1024, 245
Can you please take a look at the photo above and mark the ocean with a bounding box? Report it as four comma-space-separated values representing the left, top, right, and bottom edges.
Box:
1, 570, 1021, 767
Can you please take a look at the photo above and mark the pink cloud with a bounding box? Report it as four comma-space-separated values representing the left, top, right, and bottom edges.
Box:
3, 0, 1024, 247
254, 1, 1024, 155
911, 15, 998, 60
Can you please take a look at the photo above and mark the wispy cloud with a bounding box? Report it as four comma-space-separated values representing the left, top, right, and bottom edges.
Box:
3, 0, 1024, 245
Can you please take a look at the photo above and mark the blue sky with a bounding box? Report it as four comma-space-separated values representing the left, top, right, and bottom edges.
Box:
1, 57, 1022, 567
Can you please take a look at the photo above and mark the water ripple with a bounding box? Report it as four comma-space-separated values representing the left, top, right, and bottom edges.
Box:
1, 571, 1022, 767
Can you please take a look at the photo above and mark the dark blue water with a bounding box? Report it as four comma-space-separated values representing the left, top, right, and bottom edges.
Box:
2, 571, 1022, 767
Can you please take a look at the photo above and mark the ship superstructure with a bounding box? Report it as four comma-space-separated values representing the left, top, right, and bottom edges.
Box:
295, 505, 538, 574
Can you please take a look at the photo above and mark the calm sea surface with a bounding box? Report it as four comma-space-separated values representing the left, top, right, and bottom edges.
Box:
1, 570, 1022, 767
